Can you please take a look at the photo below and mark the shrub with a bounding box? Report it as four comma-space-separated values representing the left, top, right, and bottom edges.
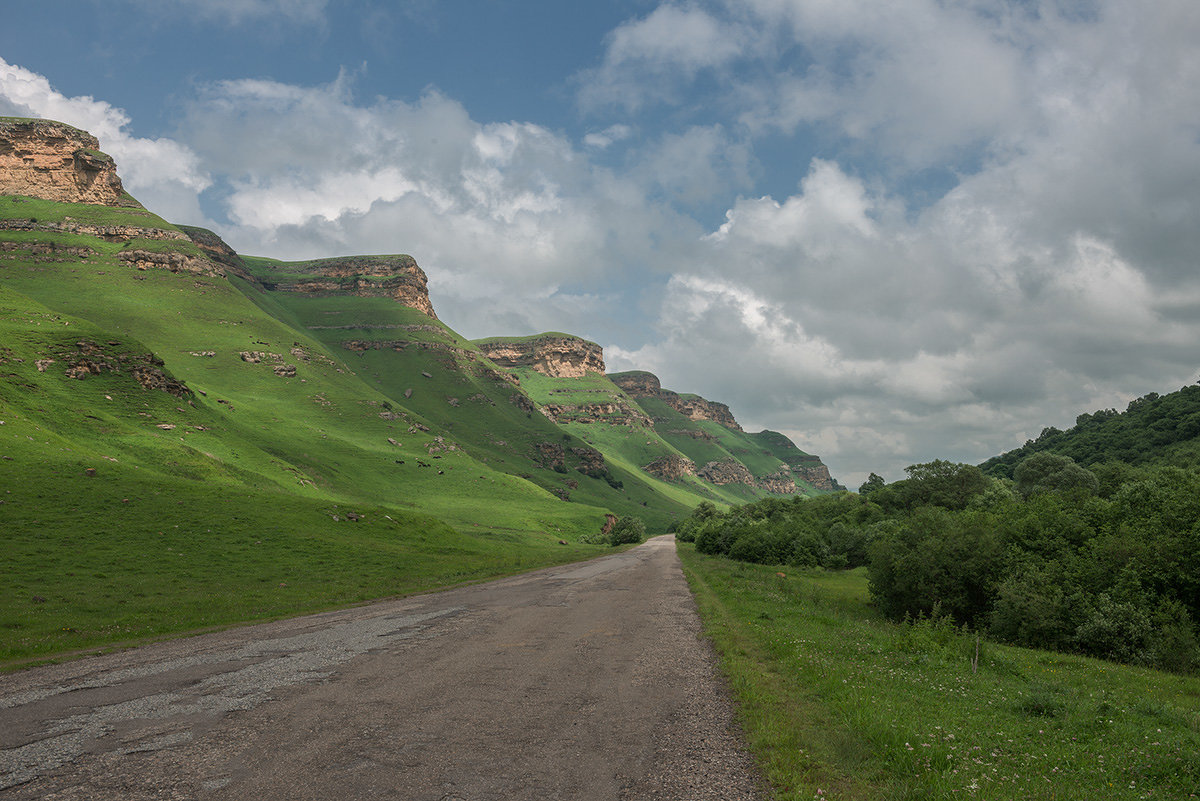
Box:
608, 515, 646, 545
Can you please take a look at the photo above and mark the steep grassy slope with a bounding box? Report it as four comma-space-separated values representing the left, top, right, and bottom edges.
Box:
506, 366, 768, 509
237, 258, 693, 528
0, 203, 614, 664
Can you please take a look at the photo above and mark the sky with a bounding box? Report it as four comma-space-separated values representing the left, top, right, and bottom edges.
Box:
3, 0, 1200, 488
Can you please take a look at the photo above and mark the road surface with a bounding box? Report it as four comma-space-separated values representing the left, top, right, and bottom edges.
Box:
0, 535, 762, 799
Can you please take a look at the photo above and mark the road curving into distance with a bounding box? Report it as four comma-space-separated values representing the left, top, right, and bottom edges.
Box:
0, 535, 762, 800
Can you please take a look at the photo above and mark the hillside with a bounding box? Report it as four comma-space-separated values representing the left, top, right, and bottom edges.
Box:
0, 117, 838, 663
981, 383, 1200, 477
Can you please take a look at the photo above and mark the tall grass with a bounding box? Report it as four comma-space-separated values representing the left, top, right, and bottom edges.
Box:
679, 545, 1200, 800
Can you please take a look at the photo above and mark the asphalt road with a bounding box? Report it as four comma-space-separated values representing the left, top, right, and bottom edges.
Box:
0, 535, 763, 800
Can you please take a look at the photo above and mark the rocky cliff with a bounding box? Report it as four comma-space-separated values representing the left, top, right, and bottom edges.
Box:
609, 370, 743, 431
177, 225, 254, 282
0, 118, 135, 207
475, 334, 606, 379
256, 255, 437, 319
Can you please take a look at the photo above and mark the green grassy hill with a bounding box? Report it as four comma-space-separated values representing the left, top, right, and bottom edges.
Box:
0, 196, 607, 664
0, 117, 838, 665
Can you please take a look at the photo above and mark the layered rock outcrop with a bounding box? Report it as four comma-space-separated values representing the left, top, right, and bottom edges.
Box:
791, 462, 840, 492
697, 459, 755, 486
259, 255, 437, 319
475, 334, 606, 379
756, 467, 798, 495
0, 118, 135, 206
42, 339, 191, 397
177, 225, 254, 282
538, 400, 652, 427
643, 454, 697, 481
610, 370, 743, 431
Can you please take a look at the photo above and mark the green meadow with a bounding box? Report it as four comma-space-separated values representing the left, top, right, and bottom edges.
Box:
679, 545, 1200, 800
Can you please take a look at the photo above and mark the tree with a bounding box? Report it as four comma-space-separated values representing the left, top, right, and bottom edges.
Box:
899, 460, 989, 510
608, 515, 646, 545
858, 472, 885, 495
1013, 453, 1099, 498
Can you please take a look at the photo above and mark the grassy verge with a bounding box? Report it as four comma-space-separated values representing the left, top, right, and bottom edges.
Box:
678, 544, 1200, 800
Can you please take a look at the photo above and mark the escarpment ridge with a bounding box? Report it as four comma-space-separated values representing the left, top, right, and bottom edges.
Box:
1, 116, 841, 512
250, 254, 438, 319
610, 370, 742, 431
474, 333, 606, 379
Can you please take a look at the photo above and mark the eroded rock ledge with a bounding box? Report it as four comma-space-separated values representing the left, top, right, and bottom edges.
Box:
0, 118, 136, 207
474, 333, 606, 379
259, 255, 437, 319
643, 454, 697, 481
609, 370, 743, 431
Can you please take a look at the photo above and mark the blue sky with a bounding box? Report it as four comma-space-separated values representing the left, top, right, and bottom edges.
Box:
4, 0, 1200, 487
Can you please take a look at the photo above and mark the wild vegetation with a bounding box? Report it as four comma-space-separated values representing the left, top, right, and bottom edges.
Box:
680, 548, 1200, 800
678, 379, 1200, 675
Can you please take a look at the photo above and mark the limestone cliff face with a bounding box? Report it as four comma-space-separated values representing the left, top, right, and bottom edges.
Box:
259, 255, 437, 319
475, 334, 605, 379
610, 370, 743, 432
791, 462, 839, 492
0, 118, 135, 207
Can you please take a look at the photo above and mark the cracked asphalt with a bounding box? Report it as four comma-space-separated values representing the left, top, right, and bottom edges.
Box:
0, 536, 763, 800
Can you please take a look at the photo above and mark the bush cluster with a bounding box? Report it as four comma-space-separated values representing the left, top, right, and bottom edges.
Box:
681, 457, 1200, 674
582, 514, 646, 546
674, 494, 877, 570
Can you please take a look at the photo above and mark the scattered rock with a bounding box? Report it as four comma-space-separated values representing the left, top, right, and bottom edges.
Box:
421, 371, 432, 378
273, 364, 296, 378
404, 388, 413, 399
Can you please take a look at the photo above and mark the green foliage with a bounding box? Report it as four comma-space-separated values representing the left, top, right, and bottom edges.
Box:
688, 445, 1200, 674
871, 460, 989, 512
867, 507, 1002, 627
680, 491, 875, 569
862, 456, 1200, 673
607, 515, 646, 545
858, 471, 885, 495
1012, 452, 1099, 498
982, 382, 1200, 477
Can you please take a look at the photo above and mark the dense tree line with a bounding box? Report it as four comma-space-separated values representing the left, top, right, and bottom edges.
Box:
676, 456, 1200, 674
982, 383, 1200, 476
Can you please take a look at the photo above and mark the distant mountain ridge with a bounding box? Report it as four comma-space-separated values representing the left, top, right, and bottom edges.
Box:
0, 117, 840, 530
